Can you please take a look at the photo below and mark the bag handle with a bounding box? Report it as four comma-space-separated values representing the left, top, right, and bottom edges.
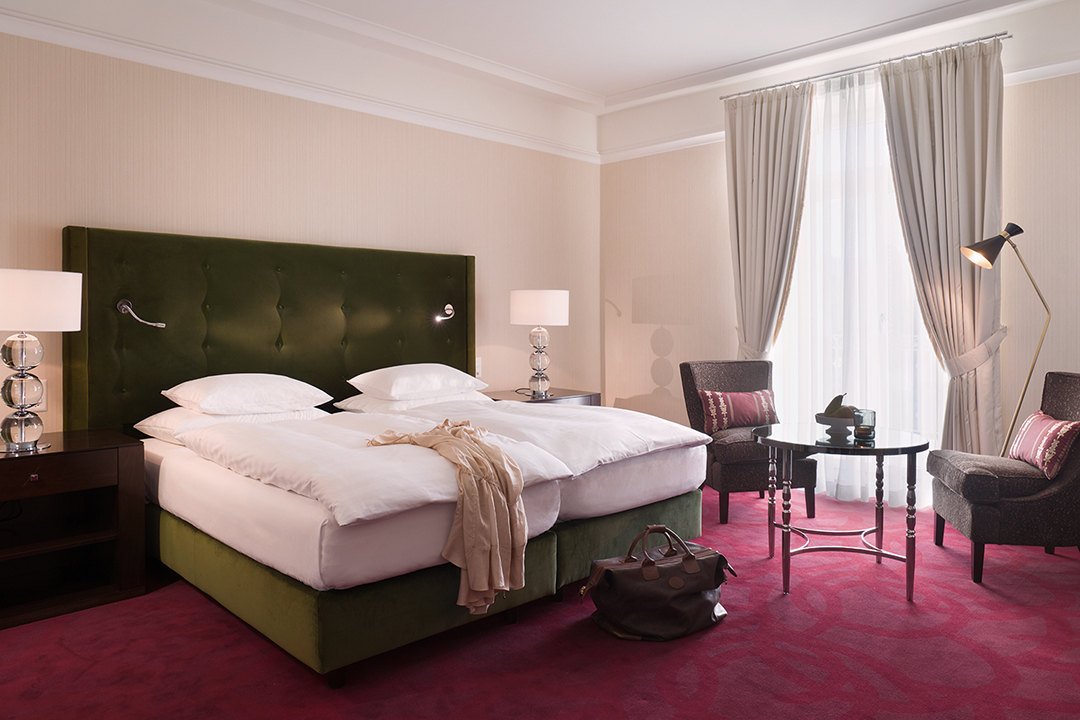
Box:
625, 524, 701, 580
622, 524, 676, 562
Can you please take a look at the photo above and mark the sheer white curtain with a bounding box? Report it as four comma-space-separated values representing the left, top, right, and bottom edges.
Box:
772, 70, 949, 508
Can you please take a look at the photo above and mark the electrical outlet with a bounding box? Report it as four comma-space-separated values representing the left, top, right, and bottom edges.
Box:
476, 357, 482, 378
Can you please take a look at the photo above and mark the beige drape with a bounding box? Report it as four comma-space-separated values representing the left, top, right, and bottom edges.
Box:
879, 40, 1005, 453
725, 84, 814, 360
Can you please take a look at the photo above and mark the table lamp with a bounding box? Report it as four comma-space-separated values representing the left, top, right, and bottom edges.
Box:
0, 269, 83, 454
510, 289, 569, 399
961, 223, 1050, 456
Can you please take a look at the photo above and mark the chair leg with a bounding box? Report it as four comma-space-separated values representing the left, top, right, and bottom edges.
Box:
803, 488, 815, 519
971, 542, 984, 583
1045, 546, 1055, 555
718, 492, 730, 524
758, 490, 765, 498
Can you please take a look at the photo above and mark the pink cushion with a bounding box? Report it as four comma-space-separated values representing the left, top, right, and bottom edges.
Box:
1008, 410, 1080, 479
699, 389, 778, 434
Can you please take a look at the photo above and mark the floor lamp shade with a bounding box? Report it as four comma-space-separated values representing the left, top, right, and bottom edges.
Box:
961, 224, 1051, 456
0, 269, 83, 453
510, 290, 569, 398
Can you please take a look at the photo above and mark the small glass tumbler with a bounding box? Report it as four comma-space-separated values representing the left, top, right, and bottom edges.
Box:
854, 409, 876, 441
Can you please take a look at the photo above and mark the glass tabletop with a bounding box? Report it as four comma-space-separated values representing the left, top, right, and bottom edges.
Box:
752, 423, 929, 456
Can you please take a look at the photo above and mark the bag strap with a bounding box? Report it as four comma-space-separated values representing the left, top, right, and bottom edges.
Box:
626, 525, 701, 580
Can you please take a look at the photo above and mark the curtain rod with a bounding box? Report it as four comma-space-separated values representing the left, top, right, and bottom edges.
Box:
718, 31, 1010, 102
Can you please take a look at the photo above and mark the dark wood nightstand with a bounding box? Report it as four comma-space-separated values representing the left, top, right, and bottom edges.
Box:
0, 430, 145, 629
484, 388, 601, 406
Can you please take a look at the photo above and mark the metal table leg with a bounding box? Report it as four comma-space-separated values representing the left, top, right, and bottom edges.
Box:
906, 450, 917, 601
782, 448, 792, 594
768, 446, 777, 559
875, 453, 884, 564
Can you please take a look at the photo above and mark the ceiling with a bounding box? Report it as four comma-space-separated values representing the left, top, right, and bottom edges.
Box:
216, 0, 1032, 108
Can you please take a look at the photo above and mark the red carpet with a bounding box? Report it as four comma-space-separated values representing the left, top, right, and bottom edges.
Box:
4, 491, 1080, 719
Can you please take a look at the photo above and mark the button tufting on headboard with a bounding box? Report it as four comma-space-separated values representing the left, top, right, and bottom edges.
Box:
62, 226, 475, 434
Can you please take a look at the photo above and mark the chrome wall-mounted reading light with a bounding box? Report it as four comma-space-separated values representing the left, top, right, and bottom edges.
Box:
117, 299, 166, 328
435, 303, 455, 322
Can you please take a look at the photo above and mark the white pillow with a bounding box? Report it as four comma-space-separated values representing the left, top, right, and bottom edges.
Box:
347, 363, 486, 401
334, 390, 494, 414
135, 406, 329, 444
162, 373, 332, 414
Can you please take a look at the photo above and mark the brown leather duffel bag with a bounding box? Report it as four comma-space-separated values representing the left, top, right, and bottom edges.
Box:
581, 524, 735, 641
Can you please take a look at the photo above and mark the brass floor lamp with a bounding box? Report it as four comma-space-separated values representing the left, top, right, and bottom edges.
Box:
961, 223, 1051, 457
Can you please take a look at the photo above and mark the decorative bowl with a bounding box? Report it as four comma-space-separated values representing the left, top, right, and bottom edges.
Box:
815, 413, 855, 441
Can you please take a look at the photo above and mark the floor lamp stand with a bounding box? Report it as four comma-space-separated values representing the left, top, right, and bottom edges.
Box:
1000, 239, 1051, 457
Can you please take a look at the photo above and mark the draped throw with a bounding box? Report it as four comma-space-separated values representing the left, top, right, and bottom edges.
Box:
725, 84, 814, 360
879, 39, 1005, 454
369, 419, 527, 614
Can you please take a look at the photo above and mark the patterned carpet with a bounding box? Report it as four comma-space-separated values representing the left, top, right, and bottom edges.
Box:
4, 491, 1080, 719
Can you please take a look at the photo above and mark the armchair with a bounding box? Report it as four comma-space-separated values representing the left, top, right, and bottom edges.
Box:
929, 371, 1080, 582
680, 360, 817, 523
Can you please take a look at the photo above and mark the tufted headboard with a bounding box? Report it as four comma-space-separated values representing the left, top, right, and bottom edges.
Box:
62, 227, 475, 434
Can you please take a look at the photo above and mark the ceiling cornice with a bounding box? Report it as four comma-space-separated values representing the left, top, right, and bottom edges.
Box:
216, 0, 608, 110
0, 7, 603, 164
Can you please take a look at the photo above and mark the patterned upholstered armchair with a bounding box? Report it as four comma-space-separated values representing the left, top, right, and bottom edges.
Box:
680, 360, 817, 524
929, 371, 1080, 582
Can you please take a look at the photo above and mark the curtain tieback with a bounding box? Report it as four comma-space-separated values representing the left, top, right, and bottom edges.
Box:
738, 341, 765, 361
943, 326, 1008, 378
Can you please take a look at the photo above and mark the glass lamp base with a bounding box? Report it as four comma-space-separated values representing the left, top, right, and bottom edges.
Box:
1, 410, 46, 454
529, 373, 551, 399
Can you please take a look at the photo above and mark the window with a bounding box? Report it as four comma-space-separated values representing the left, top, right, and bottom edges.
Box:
771, 70, 948, 507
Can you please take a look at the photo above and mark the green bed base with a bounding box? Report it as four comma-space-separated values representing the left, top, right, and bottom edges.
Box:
148, 488, 702, 679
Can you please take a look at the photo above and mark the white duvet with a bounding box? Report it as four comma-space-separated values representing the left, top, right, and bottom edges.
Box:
176, 412, 570, 527
175, 403, 710, 528
397, 401, 710, 476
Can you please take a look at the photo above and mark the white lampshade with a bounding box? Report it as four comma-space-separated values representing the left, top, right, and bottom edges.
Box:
510, 289, 569, 327
0, 269, 83, 332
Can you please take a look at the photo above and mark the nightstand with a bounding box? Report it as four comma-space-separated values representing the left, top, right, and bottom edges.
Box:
484, 388, 601, 406
0, 430, 145, 629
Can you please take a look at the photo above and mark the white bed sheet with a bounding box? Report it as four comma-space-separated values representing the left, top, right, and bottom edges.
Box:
143, 433, 706, 589
555, 444, 706, 520
143, 438, 560, 591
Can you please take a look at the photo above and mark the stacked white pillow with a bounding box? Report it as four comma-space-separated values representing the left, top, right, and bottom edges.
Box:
335, 363, 489, 413
136, 373, 332, 444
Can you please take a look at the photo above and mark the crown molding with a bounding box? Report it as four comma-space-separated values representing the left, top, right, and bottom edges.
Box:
229, 0, 607, 110
600, 132, 725, 165
0, 8, 602, 164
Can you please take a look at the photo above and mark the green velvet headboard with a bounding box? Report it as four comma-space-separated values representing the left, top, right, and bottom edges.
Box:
62, 227, 475, 433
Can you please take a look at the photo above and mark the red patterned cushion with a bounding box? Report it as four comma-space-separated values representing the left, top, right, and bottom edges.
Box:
698, 389, 778, 434
1008, 411, 1080, 479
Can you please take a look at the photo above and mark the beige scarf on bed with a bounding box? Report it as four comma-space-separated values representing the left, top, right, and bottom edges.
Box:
368, 419, 527, 614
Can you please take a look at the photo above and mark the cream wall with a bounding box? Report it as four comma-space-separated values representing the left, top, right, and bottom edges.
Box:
600, 143, 737, 423
1001, 71, 1080, 425
0, 33, 601, 432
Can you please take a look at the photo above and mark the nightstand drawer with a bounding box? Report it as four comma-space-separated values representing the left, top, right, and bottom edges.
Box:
0, 450, 118, 501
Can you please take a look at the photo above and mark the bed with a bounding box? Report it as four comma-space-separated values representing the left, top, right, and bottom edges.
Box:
61, 226, 706, 687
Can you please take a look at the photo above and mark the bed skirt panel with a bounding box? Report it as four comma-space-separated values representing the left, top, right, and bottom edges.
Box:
553, 488, 702, 589
148, 505, 558, 675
